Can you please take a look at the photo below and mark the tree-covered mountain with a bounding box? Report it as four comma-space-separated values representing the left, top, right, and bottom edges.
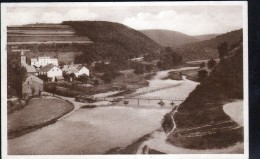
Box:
62, 21, 182, 69
163, 41, 243, 149
174, 29, 243, 61
8, 21, 182, 69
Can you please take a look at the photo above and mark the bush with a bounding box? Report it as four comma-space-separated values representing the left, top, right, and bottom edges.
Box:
101, 72, 120, 83
162, 112, 174, 133
207, 59, 217, 69
38, 74, 48, 82
44, 84, 80, 97
77, 74, 89, 82
198, 70, 208, 82
218, 42, 229, 60
200, 62, 206, 68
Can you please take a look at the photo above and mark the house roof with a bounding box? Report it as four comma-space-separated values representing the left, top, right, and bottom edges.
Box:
55, 76, 64, 80
23, 74, 44, 85
39, 64, 56, 72
62, 64, 86, 73
31, 58, 38, 62
25, 65, 37, 73
38, 56, 50, 59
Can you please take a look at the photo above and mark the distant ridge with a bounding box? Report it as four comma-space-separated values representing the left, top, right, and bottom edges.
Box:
174, 29, 243, 61
140, 29, 198, 48
194, 34, 218, 41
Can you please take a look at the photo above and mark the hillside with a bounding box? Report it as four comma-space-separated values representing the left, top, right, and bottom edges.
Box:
7, 24, 92, 45
174, 29, 243, 61
140, 29, 198, 48
62, 21, 182, 65
194, 34, 218, 41
164, 41, 243, 149
8, 22, 182, 66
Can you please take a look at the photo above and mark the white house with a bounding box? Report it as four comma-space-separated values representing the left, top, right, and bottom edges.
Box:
39, 64, 63, 82
31, 56, 58, 67
62, 64, 89, 78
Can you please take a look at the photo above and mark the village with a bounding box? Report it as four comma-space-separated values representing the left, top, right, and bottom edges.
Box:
19, 49, 90, 99
4, 3, 246, 156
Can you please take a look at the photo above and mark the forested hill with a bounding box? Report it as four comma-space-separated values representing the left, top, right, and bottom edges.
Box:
163, 41, 243, 149
62, 21, 168, 63
174, 29, 243, 61
140, 29, 198, 48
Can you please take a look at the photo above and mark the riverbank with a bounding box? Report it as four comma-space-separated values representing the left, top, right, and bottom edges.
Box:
8, 97, 74, 139
8, 67, 201, 155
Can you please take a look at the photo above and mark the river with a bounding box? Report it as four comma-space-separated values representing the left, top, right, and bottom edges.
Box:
8, 67, 199, 155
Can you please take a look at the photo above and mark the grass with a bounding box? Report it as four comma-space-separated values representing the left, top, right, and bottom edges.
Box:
8, 97, 74, 139
7, 99, 25, 115
81, 105, 97, 108
167, 127, 243, 150
8, 36, 90, 42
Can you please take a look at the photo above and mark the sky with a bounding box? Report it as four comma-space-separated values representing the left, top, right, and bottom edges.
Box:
5, 4, 243, 35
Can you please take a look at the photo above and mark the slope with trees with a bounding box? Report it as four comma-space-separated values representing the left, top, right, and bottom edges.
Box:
173, 29, 243, 61
63, 21, 182, 71
163, 40, 244, 149
140, 29, 199, 48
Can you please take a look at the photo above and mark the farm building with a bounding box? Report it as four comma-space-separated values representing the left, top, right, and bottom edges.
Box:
39, 64, 63, 82
31, 56, 58, 67
62, 64, 90, 77
20, 50, 38, 75
24, 65, 38, 75
22, 74, 43, 99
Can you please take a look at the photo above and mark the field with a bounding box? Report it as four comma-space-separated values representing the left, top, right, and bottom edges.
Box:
7, 24, 92, 45
8, 36, 92, 44
8, 97, 74, 139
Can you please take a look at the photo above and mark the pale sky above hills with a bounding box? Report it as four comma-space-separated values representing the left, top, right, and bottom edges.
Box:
5, 3, 244, 35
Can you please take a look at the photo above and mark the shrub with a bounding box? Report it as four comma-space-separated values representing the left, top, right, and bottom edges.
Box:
198, 70, 208, 82
200, 62, 206, 68
162, 112, 174, 133
218, 42, 229, 60
207, 59, 217, 69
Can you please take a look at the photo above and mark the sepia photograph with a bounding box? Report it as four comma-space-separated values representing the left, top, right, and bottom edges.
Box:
1, 1, 248, 159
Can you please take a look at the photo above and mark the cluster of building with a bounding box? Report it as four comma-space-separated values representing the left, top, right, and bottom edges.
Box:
20, 50, 89, 99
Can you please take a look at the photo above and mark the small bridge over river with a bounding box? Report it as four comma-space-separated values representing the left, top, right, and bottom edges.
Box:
93, 96, 185, 107
77, 82, 187, 106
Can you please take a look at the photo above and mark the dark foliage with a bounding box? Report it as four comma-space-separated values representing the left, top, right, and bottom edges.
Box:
157, 47, 182, 70
162, 112, 174, 133
38, 74, 48, 82
207, 59, 217, 69
77, 74, 89, 83
200, 62, 206, 68
101, 72, 120, 83
174, 42, 243, 128
62, 21, 182, 71
198, 70, 208, 82
7, 53, 27, 98
174, 29, 242, 61
218, 42, 229, 60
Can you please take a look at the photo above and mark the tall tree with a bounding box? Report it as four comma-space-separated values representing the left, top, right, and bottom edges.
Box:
218, 42, 229, 60
7, 53, 27, 98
